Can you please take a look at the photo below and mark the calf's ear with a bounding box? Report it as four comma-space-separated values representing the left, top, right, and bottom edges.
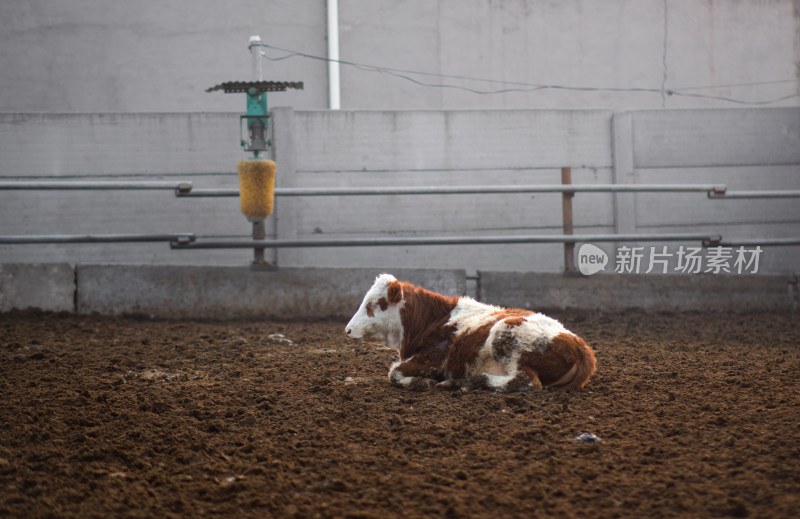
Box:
387, 280, 403, 304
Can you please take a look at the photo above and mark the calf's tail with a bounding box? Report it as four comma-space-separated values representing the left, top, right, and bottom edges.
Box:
550, 333, 597, 389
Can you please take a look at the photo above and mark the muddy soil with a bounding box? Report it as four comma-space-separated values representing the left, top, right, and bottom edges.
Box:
1, 309, 799, 518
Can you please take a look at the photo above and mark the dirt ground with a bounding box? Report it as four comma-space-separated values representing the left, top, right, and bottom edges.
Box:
1, 309, 799, 518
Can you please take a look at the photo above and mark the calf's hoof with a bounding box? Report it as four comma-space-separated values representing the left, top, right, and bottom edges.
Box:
435, 379, 462, 391
461, 375, 490, 392
407, 377, 437, 391
502, 371, 537, 393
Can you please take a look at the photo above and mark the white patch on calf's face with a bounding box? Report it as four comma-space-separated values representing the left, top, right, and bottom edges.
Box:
345, 274, 405, 350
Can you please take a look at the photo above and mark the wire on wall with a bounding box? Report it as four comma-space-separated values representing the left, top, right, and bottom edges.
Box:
254, 42, 800, 106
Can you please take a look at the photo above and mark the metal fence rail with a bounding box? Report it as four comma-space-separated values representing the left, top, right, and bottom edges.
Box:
178, 183, 728, 198
170, 233, 721, 250
704, 237, 800, 247
0, 181, 192, 193
6, 233, 796, 249
3, 180, 798, 200
2, 179, 799, 269
708, 190, 800, 199
0, 233, 195, 245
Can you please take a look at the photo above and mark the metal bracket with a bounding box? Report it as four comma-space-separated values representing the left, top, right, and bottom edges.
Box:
706, 186, 728, 198
240, 114, 271, 153
172, 234, 196, 246
206, 80, 302, 155
174, 183, 193, 196
205, 81, 304, 94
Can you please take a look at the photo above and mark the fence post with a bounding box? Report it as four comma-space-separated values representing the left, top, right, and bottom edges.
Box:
271, 107, 298, 266
612, 112, 636, 268
612, 113, 636, 231
561, 167, 576, 272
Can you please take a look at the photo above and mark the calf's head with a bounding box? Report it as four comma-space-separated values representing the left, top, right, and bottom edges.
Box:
345, 273, 405, 350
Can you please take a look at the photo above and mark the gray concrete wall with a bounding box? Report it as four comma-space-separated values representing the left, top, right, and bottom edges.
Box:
0, 0, 324, 112
607, 108, 800, 275
0, 263, 74, 313
0, 112, 256, 267
2, 264, 795, 317
1, 1, 798, 112
281, 108, 616, 271
478, 271, 799, 313
75, 266, 465, 319
1, 108, 798, 274
341, 0, 800, 111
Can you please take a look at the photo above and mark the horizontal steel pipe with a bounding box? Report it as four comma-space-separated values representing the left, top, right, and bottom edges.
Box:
0, 233, 196, 245
708, 190, 800, 199
703, 237, 800, 247
176, 184, 727, 198
180, 188, 240, 197
171, 233, 718, 249
0, 181, 193, 191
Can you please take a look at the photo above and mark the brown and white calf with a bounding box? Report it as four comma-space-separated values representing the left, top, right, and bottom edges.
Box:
345, 274, 596, 391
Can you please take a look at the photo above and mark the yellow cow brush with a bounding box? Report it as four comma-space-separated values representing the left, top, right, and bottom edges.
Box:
237, 160, 276, 221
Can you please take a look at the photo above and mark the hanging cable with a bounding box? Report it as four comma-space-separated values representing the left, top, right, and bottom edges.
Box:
255, 42, 800, 106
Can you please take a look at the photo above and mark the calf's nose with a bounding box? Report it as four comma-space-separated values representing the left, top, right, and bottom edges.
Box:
345, 328, 352, 336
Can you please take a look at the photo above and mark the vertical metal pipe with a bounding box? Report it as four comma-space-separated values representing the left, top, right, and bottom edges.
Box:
561, 167, 576, 273
250, 35, 263, 81
252, 220, 266, 265
250, 35, 267, 266
327, 0, 341, 109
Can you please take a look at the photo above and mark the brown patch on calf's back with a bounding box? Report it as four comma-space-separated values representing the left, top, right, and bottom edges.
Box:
493, 308, 532, 320
503, 316, 525, 327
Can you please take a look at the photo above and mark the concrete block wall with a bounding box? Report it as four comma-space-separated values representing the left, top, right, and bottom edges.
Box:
280, 108, 615, 271
75, 266, 466, 320
0, 112, 255, 267
2, 264, 796, 317
478, 271, 799, 313
1, 108, 798, 275
608, 108, 800, 274
0, 263, 74, 313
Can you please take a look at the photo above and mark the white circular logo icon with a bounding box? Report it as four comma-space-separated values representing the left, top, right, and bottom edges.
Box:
578, 244, 608, 276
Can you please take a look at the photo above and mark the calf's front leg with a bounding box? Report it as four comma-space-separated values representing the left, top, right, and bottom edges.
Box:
388, 355, 442, 391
